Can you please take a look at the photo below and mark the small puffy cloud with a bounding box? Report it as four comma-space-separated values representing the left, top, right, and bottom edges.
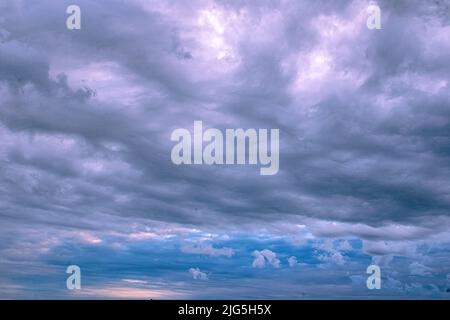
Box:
287, 256, 298, 267
252, 249, 280, 268
409, 262, 431, 276
189, 267, 208, 280
181, 243, 235, 257
252, 251, 266, 268
314, 240, 346, 265
317, 251, 345, 266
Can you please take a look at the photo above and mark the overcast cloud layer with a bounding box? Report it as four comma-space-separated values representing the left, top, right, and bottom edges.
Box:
1, 0, 450, 299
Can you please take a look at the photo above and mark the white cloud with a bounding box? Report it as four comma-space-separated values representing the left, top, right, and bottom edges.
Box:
252, 251, 266, 268
314, 239, 346, 265
252, 249, 280, 268
317, 251, 345, 266
287, 256, 298, 267
189, 267, 208, 280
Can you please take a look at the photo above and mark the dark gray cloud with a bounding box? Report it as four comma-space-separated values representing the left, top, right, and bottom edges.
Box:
1, 0, 449, 233
0, 0, 450, 298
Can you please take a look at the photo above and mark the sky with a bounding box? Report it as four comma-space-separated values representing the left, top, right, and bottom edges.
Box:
0, 0, 450, 299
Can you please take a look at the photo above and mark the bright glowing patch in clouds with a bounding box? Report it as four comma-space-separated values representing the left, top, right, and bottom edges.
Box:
195, 7, 241, 67
74, 286, 182, 299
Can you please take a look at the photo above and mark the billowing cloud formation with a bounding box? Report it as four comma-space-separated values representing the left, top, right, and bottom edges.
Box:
252, 249, 281, 268
0, 0, 450, 298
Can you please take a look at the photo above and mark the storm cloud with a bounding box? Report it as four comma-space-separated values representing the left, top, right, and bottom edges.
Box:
0, 0, 449, 298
